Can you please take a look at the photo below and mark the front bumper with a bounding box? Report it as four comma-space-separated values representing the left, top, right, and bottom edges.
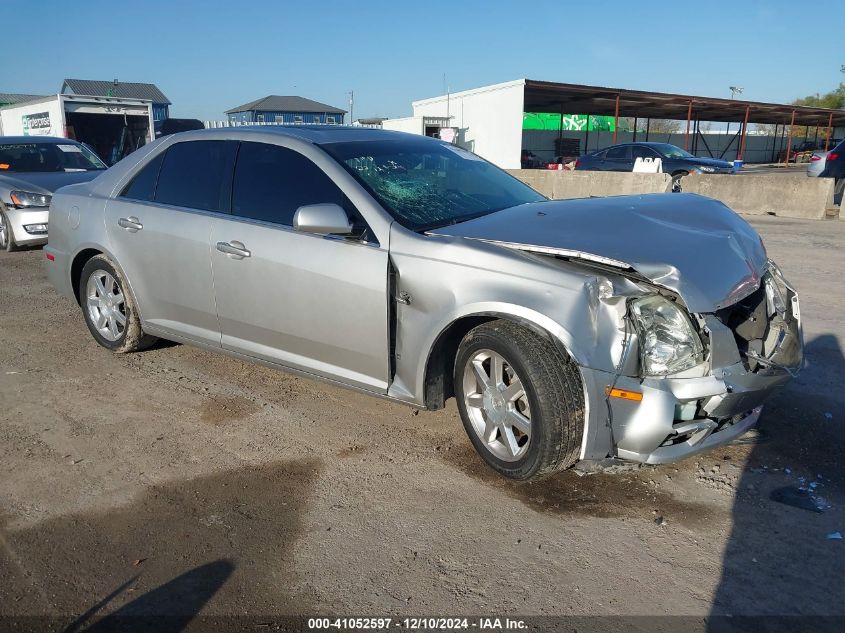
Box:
583, 364, 792, 464
5, 207, 49, 246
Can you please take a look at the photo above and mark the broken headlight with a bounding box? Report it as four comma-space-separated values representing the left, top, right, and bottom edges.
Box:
630, 295, 704, 376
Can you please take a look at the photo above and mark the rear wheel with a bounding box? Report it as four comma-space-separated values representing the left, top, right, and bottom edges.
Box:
78, 255, 157, 353
454, 320, 584, 480
835, 179, 844, 206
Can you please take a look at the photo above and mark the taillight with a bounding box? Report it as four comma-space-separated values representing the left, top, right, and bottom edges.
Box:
811, 155, 821, 161
829, 152, 839, 161
575, 159, 581, 169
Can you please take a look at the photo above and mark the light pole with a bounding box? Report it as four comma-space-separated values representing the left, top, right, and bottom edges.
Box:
347, 91, 354, 125
726, 86, 743, 137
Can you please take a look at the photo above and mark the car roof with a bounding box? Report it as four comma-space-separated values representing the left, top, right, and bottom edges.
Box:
173, 125, 435, 145
0, 136, 82, 145
601, 142, 672, 148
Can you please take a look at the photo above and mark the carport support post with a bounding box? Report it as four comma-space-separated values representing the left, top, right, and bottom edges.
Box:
738, 105, 751, 161
824, 112, 834, 151
684, 100, 693, 151
632, 117, 638, 142
612, 94, 620, 143
645, 118, 650, 141
784, 110, 796, 164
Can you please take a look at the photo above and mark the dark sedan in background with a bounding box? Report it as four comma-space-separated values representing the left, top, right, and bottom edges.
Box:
575, 142, 734, 191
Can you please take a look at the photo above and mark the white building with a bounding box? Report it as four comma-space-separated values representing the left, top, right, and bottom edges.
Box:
383, 79, 845, 168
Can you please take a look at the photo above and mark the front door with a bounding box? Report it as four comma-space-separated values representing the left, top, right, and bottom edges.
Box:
210, 141, 390, 392
601, 145, 633, 171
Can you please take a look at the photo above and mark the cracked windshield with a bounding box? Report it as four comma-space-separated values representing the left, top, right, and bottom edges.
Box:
322, 139, 544, 231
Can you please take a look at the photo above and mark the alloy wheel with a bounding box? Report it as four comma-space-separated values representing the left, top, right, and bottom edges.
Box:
86, 270, 127, 342
462, 349, 532, 462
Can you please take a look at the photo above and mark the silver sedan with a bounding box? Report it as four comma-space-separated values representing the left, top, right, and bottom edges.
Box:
44, 127, 803, 480
0, 137, 105, 251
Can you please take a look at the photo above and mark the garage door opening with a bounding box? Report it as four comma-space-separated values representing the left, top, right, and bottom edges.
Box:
65, 112, 150, 165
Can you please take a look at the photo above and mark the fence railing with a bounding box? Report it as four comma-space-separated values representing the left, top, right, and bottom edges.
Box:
204, 120, 363, 129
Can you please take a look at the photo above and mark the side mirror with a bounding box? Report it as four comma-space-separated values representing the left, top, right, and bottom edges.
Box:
293, 203, 353, 235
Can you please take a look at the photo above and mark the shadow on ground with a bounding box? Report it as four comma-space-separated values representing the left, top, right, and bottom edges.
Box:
709, 334, 845, 631
0, 458, 322, 629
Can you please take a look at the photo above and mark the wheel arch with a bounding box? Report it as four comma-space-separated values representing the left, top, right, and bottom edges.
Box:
420, 307, 585, 411
69, 245, 145, 324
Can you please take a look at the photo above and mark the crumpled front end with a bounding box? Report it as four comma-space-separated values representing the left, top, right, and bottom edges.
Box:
584, 262, 802, 464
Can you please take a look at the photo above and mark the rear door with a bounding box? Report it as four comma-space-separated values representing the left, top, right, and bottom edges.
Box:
209, 141, 390, 392
601, 145, 633, 171
104, 140, 236, 345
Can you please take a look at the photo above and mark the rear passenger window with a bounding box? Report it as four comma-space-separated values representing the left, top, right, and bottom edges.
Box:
154, 141, 235, 212
231, 142, 348, 226
120, 152, 164, 201
632, 146, 657, 160
606, 146, 630, 160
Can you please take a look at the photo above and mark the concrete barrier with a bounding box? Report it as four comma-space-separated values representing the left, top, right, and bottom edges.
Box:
509, 169, 838, 220
507, 169, 671, 199
680, 174, 836, 220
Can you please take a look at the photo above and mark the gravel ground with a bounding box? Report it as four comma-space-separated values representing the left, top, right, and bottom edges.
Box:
1, 215, 843, 629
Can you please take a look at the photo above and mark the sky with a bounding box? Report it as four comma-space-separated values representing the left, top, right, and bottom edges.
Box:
2, 0, 843, 122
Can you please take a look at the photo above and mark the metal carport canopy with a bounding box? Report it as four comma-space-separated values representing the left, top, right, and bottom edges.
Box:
523, 79, 845, 126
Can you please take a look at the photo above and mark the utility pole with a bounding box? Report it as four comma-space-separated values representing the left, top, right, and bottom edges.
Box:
347, 90, 354, 125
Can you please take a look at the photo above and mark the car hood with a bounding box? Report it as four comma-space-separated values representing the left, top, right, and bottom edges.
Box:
0, 170, 101, 196
431, 193, 767, 313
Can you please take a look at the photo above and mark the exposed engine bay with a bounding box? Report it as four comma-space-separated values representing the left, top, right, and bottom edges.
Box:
715, 267, 802, 374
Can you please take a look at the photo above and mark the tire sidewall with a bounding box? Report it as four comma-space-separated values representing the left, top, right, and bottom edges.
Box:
78, 257, 131, 351
1, 210, 17, 252
454, 328, 550, 479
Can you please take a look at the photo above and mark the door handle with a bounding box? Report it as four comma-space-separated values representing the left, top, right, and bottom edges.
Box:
118, 216, 143, 231
216, 241, 251, 259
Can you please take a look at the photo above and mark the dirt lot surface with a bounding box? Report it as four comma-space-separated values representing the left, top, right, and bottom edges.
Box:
1, 215, 843, 629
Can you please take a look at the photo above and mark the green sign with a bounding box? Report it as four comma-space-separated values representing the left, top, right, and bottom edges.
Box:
523, 112, 616, 132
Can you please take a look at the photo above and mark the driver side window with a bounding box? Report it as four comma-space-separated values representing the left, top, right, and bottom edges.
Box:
231, 142, 360, 229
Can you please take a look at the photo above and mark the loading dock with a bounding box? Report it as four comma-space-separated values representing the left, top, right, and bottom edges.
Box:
0, 94, 154, 164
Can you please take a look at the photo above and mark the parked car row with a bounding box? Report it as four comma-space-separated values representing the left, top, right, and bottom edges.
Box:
1, 125, 796, 481
574, 142, 735, 192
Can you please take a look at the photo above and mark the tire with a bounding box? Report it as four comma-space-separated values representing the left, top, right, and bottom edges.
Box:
835, 179, 844, 206
453, 320, 584, 480
78, 255, 157, 353
0, 210, 19, 252
670, 172, 687, 193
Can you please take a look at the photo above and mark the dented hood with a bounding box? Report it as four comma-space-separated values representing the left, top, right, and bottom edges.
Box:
433, 193, 767, 313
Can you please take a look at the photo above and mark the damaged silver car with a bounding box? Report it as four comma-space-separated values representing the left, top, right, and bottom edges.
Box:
44, 127, 803, 480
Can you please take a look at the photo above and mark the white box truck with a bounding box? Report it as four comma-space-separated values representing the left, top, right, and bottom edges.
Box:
0, 94, 155, 164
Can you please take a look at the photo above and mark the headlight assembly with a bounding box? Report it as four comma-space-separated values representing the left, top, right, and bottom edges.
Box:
10, 191, 51, 208
630, 295, 704, 376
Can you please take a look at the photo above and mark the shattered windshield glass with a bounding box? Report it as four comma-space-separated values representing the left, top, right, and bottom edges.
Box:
321, 139, 545, 231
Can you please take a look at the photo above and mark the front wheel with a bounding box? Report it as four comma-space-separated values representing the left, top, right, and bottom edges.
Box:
0, 210, 19, 252
670, 172, 687, 193
79, 255, 157, 353
454, 320, 584, 480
